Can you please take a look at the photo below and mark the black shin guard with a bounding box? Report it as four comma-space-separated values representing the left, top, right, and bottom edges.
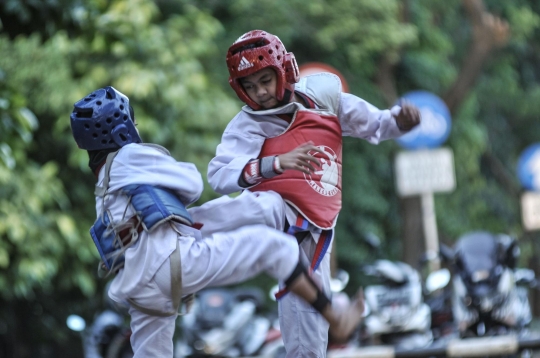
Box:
312, 290, 331, 314
284, 261, 305, 287
284, 262, 331, 314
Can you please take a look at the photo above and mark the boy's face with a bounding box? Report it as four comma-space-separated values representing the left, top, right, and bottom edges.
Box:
240, 68, 278, 109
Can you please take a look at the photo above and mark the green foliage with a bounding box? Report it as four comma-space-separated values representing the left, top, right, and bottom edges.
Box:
0, 35, 97, 304
2, 0, 540, 353
62, 0, 238, 201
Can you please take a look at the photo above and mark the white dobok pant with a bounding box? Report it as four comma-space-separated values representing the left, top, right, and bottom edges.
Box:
189, 190, 333, 358
110, 190, 306, 358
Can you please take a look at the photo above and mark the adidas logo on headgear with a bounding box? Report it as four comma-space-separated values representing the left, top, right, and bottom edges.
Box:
238, 56, 254, 71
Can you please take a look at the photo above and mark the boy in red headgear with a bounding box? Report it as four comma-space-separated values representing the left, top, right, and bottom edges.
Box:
206, 30, 420, 357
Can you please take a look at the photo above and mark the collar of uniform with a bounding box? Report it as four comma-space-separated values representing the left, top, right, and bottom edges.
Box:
241, 101, 305, 116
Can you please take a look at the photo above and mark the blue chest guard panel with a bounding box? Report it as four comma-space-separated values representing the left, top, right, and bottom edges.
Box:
122, 184, 193, 230
90, 211, 118, 271
90, 185, 193, 272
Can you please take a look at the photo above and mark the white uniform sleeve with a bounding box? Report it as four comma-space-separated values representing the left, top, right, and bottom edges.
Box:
339, 92, 406, 144
207, 132, 265, 194
104, 144, 203, 205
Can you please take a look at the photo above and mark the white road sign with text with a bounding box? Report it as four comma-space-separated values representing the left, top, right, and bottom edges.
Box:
395, 148, 456, 196
521, 191, 540, 231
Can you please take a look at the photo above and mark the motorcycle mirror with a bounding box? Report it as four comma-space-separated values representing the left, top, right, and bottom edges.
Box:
269, 284, 279, 302
330, 269, 350, 292
425, 268, 451, 293
514, 268, 536, 285
439, 244, 455, 262
66, 314, 86, 332
363, 232, 381, 251
374, 260, 407, 284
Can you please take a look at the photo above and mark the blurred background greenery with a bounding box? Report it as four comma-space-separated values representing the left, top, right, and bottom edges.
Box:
1, 0, 540, 356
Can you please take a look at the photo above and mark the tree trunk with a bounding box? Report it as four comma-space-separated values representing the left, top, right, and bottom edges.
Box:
400, 196, 425, 266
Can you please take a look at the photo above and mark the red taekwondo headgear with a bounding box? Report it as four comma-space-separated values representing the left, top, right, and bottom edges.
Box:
226, 30, 300, 110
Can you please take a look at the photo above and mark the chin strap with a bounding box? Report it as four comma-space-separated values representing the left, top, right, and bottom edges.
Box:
278, 89, 293, 107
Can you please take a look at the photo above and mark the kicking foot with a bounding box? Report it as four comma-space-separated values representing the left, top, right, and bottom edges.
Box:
327, 288, 365, 343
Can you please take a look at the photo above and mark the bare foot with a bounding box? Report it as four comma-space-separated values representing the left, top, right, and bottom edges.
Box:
327, 288, 365, 343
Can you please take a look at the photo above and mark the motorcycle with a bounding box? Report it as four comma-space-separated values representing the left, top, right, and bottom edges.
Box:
446, 231, 534, 338
423, 264, 456, 343
72, 285, 275, 358
360, 259, 434, 350
66, 280, 132, 358
175, 286, 276, 357
66, 308, 131, 358
358, 233, 433, 351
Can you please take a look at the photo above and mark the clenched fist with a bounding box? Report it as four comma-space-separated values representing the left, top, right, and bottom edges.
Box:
394, 101, 421, 132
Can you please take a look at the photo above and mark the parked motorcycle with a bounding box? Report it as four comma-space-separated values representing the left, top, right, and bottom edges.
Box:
175, 286, 275, 357
360, 258, 434, 350
72, 285, 276, 358
446, 231, 534, 338
357, 233, 433, 351
423, 265, 456, 342
66, 308, 131, 358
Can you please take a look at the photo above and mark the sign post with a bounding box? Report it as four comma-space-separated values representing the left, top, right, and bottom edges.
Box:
395, 148, 456, 271
395, 91, 453, 272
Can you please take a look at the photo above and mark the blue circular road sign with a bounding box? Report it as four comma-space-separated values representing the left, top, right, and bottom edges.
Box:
396, 91, 452, 150
517, 143, 540, 191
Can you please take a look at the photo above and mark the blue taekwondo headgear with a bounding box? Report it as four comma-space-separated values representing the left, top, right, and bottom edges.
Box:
70, 86, 142, 151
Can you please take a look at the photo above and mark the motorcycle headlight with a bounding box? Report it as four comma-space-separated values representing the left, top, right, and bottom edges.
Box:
471, 270, 490, 283
479, 295, 494, 312
497, 269, 514, 294
193, 340, 206, 351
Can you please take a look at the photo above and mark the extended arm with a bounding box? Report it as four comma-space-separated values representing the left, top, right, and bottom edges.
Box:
339, 93, 420, 144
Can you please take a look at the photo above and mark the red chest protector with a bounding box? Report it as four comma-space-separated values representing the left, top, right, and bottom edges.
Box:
253, 109, 343, 229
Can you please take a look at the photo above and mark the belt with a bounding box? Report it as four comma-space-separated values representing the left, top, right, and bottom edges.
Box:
118, 216, 144, 246
100, 217, 144, 273
283, 221, 310, 244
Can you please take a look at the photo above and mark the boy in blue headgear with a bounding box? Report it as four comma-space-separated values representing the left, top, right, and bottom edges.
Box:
70, 86, 365, 357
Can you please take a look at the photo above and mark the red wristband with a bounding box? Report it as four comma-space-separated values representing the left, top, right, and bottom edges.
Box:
243, 159, 262, 185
